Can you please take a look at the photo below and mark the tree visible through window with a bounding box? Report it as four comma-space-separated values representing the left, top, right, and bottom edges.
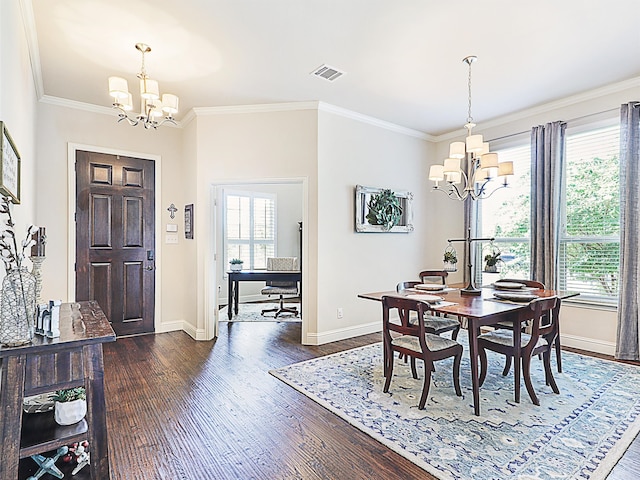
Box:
224, 190, 275, 270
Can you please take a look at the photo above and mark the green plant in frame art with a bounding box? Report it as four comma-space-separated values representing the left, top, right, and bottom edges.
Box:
365, 189, 403, 231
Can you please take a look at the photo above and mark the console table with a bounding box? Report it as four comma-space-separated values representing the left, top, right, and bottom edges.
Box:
227, 270, 302, 319
0, 301, 115, 479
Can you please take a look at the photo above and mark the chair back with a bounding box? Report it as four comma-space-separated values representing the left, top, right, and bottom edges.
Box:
418, 270, 448, 285
500, 278, 544, 289
382, 295, 430, 346
266, 257, 298, 288
519, 296, 558, 350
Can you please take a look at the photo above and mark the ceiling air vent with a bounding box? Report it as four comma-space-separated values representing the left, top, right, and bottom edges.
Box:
310, 64, 345, 82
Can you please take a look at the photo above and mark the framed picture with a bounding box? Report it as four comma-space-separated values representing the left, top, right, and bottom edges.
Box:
0, 122, 21, 204
184, 204, 194, 239
355, 184, 413, 233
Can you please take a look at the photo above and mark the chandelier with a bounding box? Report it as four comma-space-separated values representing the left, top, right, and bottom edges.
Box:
108, 43, 179, 129
428, 56, 513, 201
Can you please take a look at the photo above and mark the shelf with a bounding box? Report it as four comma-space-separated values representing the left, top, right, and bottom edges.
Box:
20, 410, 88, 458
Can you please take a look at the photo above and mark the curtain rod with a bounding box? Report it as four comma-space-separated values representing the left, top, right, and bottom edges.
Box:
489, 107, 621, 143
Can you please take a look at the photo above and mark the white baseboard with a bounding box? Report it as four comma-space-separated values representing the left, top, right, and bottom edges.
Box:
561, 334, 616, 356
304, 321, 381, 345
156, 319, 207, 341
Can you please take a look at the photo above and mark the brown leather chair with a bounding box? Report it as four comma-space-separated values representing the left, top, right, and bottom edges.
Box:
478, 296, 560, 406
382, 295, 463, 409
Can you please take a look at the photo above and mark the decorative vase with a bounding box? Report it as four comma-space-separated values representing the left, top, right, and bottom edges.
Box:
484, 265, 498, 273
443, 261, 457, 272
230, 263, 243, 272
54, 399, 87, 425
0, 267, 37, 347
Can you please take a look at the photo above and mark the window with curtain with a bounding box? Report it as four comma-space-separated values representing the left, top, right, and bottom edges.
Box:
224, 190, 276, 270
559, 125, 620, 303
478, 144, 531, 285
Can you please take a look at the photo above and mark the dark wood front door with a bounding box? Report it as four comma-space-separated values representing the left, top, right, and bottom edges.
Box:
75, 150, 155, 336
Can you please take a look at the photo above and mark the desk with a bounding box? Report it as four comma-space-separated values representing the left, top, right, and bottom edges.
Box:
0, 301, 115, 479
358, 286, 578, 416
227, 270, 302, 320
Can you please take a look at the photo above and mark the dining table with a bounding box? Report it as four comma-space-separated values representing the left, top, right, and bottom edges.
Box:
358, 283, 579, 416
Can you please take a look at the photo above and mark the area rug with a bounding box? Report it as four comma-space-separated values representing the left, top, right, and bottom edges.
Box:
219, 302, 301, 322
270, 339, 640, 480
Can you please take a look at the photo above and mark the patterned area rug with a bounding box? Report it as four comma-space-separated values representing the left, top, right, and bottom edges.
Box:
219, 302, 301, 322
270, 338, 640, 479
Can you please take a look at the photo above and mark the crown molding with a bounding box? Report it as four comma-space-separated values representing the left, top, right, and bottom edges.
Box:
192, 101, 320, 117
317, 102, 434, 141
434, 76, 640, 143
20, 0, 44, 99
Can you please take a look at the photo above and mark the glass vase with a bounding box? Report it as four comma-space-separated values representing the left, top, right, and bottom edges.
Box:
0, 267, 37, 347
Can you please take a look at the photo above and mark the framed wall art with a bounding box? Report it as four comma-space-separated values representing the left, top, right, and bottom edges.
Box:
0, 122, 21, 204
184, 204, 194, 239
355, 184, 413, 233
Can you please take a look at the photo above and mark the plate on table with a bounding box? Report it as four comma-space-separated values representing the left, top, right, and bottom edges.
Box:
492, 281, 526, 290
415, 284, 445, 292
406, 294, 443, 304
493, 292, 539, 302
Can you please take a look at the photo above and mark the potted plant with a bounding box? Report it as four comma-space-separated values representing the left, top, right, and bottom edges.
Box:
51, 387, 87, 425
443, 250, 458, 272
484, 251, 502, 273
229, 258, 244, 272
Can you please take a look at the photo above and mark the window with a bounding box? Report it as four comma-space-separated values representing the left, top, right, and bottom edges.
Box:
224, 190, 276, 270
478, 144, 531, 285
559, 125, 620, 303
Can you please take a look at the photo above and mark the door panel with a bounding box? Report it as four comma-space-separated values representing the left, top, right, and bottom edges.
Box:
76, 150, 155, 336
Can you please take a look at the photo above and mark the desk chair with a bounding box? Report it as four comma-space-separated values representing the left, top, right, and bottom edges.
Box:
382, 295, 462, 410
260, 257, 299, 318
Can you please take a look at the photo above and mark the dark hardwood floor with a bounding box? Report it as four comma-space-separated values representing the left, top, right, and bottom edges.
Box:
103, 323, 639, 479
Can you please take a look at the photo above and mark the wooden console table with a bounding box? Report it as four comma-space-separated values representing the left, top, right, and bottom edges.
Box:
0, 301, 115, 479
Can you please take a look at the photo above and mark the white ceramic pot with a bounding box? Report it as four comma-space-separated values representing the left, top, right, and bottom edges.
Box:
230, 263, 243, 272
54, 399, 87, 425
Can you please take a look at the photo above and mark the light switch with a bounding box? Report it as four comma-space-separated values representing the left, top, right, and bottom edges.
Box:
166, 224, 178, 232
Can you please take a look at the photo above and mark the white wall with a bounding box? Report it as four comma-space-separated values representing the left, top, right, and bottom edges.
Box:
431, 81, 640, 355
0, 0, 38, 243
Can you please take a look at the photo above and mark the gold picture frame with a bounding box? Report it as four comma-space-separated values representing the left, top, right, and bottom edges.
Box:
0, 122, 21, 204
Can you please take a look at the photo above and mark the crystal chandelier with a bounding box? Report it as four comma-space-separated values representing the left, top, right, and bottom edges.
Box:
429, 56, 513, 200
108, 43, 179, 129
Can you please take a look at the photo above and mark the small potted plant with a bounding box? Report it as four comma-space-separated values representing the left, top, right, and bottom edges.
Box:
443, 250, 458, 272
51, 387, 87, 425
229, 258, 244, 272
484, 251, 502, 273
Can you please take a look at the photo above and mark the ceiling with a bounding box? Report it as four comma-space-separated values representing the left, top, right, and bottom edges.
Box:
29, 0, 640, 136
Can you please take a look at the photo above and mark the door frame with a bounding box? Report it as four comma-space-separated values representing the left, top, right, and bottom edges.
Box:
209, 177, 308, 342
67, 143, 162, 331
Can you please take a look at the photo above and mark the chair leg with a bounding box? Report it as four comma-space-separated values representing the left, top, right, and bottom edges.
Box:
451, 324, 461, 341
543, 350, 560, 394
522, 353, 539, 406
502, 356, 512, 376
410, 356, 418, 379
478, 347, 488, 387
383, 351, 394, 393
418, 362, 433, 409
555, 337, 563, 373
452, 351, 462, 397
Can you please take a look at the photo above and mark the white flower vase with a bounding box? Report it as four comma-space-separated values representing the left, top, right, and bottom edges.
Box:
54, 399, 87, 425
0, 267, 37, 346
443, 261, 457, 273
230, 263, 243, 272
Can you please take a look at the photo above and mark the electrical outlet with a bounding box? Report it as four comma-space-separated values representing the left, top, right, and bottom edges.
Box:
337, 308, 343, 319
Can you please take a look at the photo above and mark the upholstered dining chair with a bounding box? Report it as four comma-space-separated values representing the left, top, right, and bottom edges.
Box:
492, 278, 562, 374
396, 281, 460, 340
478, 296, 560, 406
260, 257, 299, 318
381, 295, 463, 409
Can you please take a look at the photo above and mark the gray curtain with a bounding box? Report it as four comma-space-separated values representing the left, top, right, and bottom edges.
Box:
616, 102, 640, 361
530, 121, 566, 289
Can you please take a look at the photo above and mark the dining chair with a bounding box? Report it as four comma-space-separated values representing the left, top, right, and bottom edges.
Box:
396, 282, 461, 340
492, 278, 562, 374
418, 270, 448, 285
381, 295, 463, 409
260, 257, 299, 318
477, 296, 560, 406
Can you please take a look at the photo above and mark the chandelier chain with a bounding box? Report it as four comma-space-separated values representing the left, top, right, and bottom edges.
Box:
467, 60, 473, 125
